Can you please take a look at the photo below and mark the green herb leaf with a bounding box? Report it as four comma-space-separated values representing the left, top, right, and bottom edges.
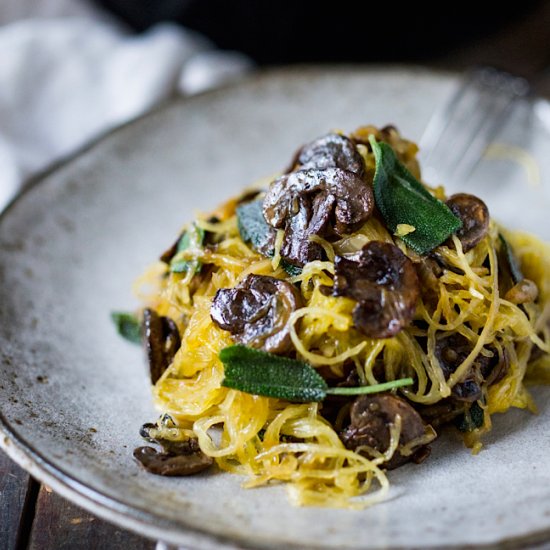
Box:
369, 136, 462, 254
499, 233, 523, 284
111, 311, 141, 344
237, 200, 303, 277
220, 345, 328, 402
281, 261, 302, 277
455, 401, 485, 432
220, 345, 415, 402
170, 224, 205, 273
236, 199, 275, 256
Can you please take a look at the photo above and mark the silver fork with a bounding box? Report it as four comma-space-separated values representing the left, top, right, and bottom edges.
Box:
419, 66, 530, 187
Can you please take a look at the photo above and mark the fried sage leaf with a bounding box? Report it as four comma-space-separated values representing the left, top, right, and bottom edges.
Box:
220, 345, 327, 402
111, 311, 141, 344
236, 199, 302, 276
170, 223, 205, 273
236, 199, 275, 256
220, 345, 413, 402
455, 401, 485, 432
370, 136, 462, 254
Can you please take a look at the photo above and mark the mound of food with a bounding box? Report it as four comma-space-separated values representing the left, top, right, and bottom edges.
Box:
116, 125, 550, 508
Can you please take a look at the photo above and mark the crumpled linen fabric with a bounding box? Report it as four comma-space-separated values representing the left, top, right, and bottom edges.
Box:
0, 13, 251, 210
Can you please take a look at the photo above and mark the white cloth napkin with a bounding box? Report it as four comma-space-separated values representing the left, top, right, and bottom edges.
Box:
0, 13, 252, 210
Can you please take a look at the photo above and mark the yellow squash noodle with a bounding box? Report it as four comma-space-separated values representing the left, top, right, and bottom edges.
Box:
135, 129, 550, 509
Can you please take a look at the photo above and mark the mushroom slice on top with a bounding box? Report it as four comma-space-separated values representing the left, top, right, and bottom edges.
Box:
446, 193, 489, 252
277, 191, 335, 265
294, 133, 365, 175
133, 443, 213, 477
210, 274, 302, 354
340, 393, 434, 469
263, 168, 374, 266
134, 414, 214, 476
143, 308, 181, 384
332, 241, 420, 338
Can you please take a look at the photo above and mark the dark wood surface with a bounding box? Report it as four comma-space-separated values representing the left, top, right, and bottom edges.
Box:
1, 2, 550, 549
0, 452, 35, 550
0, 450, 156, 550
27, 486, 154, 550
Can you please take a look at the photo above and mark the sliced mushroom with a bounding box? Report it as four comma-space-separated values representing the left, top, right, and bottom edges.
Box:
435, 333, 507, 401
332, 241, 420, 338
133, 445, 213, 476
497, 233, 539, 305
446, 193, 490, 252
143, 308, 181, 384
139, 422, 200, 455
263, 168, 374, 265
134, 414, 213, 476
278, 191, 334, 265
210, 274, 302, 354
340, 393, 433, 469
498, 233, 523, 287
294, 133, 365, 175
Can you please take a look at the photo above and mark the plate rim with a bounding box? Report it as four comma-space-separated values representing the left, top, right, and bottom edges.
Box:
1, 64, 550, 550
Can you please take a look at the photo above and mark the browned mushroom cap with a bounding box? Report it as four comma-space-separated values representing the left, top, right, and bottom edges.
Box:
143, 309, 181, 384
263, 168, 374, 266
295, 133, 365, 175
210, 274, 302, 354
133, 444, 213, 476
446, 193, 489, 252
340, 393, 432, 469
332, 241, 420, 338
435, 333, 507, 401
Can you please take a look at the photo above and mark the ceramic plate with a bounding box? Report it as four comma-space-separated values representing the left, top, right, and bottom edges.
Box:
2, 67, 550, 550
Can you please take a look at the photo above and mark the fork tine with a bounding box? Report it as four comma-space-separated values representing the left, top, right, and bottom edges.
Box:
419, 67, 530, 186
423, 83, 492, 179
419, 70, 479, 160
447, 92, 516, 185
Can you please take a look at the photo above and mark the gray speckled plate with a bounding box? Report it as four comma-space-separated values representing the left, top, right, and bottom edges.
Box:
2, 67, 550, 550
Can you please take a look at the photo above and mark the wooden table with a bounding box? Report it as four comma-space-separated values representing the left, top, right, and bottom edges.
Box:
1, 457, 154, 549
2, 3, 550, 548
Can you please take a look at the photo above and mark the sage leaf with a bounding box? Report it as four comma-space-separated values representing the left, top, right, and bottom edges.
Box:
111, 311, 141, 344
370, 136, 462, 254
220, 345, 414, 402
281, 261, 302, 277
237, 199, 275, 256
237, 200, 303, 277
455, 401, 484, 432
220, 345, 328, 402
170, 224, 204, 273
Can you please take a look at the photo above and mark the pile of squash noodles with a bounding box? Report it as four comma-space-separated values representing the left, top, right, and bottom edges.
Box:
134, 127, 550, 509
